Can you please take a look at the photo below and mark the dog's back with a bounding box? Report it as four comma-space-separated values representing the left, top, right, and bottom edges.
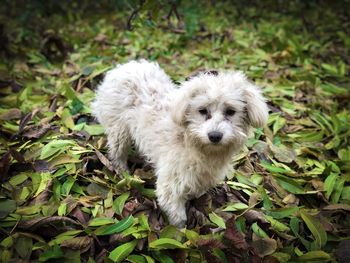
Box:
92, 60, 174, 128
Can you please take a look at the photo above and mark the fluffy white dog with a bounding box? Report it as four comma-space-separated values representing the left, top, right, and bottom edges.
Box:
92, 60, 268, 226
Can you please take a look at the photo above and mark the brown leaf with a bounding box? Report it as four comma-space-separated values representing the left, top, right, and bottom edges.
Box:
19, 216, 81, 231
148, 209, 163, 231
197, 238, 226, 249
323, 204, 350, 211
282, 194, 299, 205
224, 216, 249, 250
33, 160, 50, 172
78, 196, 102, 207
95, 149, 115, 173
186, 206, 208, 228
192, 193, 211, 214
243, 209, 269, 224
269, 143, 296, 163
251, 235, 277, 258
22, 123, 52, 139
336, 240, 350, 263
70, 207, 90, 225
30, 180, 53, 204
94, 33, 108, 43
61, 236, 92, 253
9, 148, 25, 163
203, 251, 223, 263
122, 200, 140, 217
0, 108, 21, 120
263, 255, 280, 263
18, 110, 36, 133
109, 233, 132, 246
86, 183, 109, 199
41, 31, 69, 61
0, 151, 11, 179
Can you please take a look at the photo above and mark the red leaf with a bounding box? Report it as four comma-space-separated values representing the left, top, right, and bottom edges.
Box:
224, 216, 249, 250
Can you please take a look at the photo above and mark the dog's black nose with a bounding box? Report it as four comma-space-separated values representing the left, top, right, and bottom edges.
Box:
208, 131, 223, 143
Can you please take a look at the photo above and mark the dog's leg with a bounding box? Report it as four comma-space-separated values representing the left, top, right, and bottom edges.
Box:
156, 178, 187, 227
106, 124, 131, 173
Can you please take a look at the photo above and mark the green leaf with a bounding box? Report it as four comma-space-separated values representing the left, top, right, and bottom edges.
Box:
297, 251, 331, 261
127, 254, 147, 263
48, 230, 83, 246
95, 215, 134, 236
341, 186, 350, 201
324, 173, 338, 199
0, 236, 14, 248
271, 252, 291, 263
209, 212, 226, 229
61, 176, 76, 196
88, 217, 115, 226
258, 186, 274, 210
149, 238, 186, 250
39, 244, 64, 261
82, 65, 94, 76
300, 210, 327, 249
0, 199, 16, 219
290, 217, 300, 236
275, 176, 305, 194
40, 139, 75, 160
73, 123, 105, 135
184, 229, 200, 244
70, 98, 84, 115
272, 115, 286, 134
61, 108, 75, 129
142, 254, 155, 263
63, 84, 78, 100
83, 124, 105, 135
321, 63, 338, 75
34, 172, 51, 197
265, 215, 290, 232
9, 173, 28, 186
108, 239, 138, 263
57, 202, 67, 216
15, 237, 32, 260
113, 192, 130, 215
138, 213, 150, 231
152, 251, 175, 263
260, 162, 291, 174
251, 222, 268, 238
160, 225, 179, 239
223, 203, 249, 212
331, 177, 345, 203
266, 206, 299, 219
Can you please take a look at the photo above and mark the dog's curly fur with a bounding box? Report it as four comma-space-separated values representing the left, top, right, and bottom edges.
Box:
92, 60, 268, 226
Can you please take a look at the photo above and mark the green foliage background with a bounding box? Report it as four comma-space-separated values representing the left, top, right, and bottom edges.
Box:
0, 1, 350, 262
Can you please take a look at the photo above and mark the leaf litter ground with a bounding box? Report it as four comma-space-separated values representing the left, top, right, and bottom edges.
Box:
0, 1, 350, 263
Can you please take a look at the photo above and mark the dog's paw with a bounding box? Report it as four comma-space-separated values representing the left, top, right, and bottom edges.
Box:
168, 211, 187, 228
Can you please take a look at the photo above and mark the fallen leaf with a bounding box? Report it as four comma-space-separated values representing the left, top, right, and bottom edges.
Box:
224, 216, 248, 250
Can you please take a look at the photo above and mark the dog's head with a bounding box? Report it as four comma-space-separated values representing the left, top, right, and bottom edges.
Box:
172, 71, 268, 151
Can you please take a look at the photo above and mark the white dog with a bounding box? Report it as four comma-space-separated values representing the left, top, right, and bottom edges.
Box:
92, 60, 268, 226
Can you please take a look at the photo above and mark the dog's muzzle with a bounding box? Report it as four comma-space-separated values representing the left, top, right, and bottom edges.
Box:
208, 131, 223, 144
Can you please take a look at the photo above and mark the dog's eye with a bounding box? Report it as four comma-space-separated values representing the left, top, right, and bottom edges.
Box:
225, 108, 236, 116
199, 109, 208, 115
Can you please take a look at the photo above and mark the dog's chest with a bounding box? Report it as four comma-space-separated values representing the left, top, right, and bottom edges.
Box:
181, 163, 225, 198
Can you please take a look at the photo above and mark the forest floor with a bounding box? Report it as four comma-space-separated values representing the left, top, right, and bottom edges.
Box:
0, 1, 350, 262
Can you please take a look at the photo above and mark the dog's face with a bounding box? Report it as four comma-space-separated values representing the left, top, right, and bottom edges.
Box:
172, 71, 268, 151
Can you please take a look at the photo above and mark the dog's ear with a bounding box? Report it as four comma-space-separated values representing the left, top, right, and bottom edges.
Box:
244, 83, 269, 128
171, 91, 189, 126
